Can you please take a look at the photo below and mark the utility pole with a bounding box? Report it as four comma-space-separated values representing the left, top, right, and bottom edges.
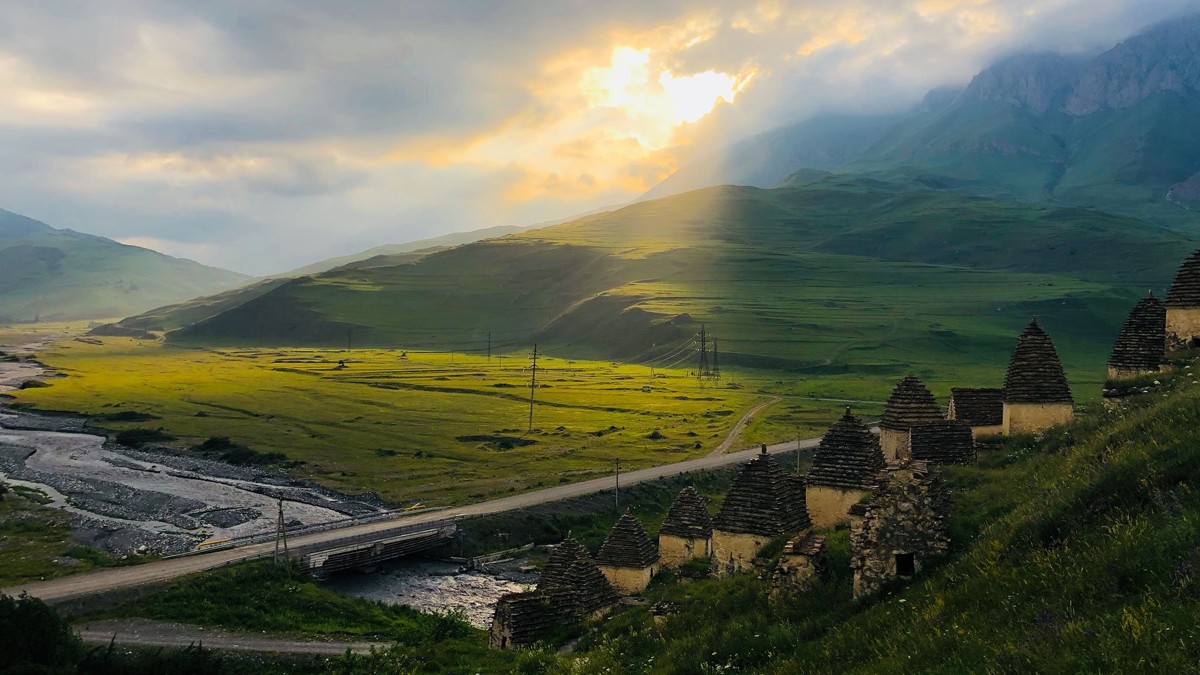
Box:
274, 498, 289, 564
614, 458, 620, 511
487, 332, 492, 362
697, 324, 710, 382
712, 338, 720, 382
527, 343, 539, 433
347, 328, 352, 351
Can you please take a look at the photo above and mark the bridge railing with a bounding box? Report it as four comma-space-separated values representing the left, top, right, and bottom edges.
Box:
161, 507, 449, 560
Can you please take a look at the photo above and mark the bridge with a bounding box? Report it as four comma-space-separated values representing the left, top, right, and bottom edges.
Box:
294, 519, 457, 577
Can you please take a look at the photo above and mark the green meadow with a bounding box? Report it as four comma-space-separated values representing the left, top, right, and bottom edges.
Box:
11, 338, 824, 505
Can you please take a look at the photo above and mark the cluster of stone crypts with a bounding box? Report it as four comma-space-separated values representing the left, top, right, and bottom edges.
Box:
595, 511, 660, 594
490, 536, 620, 649
947, 387, 1004, 438
849, 460, 950, 599
909, 421, 976, 465
1108, 292, 1167, 380
712, 446, 811, 575
1166, 249, 1200, 349
879, 375, 943, 459
805, 409, 884, 528
658, 486, 713, 567
1003, 318, 1075, 434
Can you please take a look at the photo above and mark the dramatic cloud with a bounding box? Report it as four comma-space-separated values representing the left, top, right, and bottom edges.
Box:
0, 0, 1195, 273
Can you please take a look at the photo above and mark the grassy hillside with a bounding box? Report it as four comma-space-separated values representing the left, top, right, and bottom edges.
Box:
169, 179, 1190, 386
850, 93, 1200, 230
0, 210, 248, 322
567, 369, 1200, 673
282, 224, 531, 278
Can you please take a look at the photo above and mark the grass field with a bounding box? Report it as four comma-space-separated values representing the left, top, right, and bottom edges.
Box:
9, 337, 815, 505
0, 489, 121, 587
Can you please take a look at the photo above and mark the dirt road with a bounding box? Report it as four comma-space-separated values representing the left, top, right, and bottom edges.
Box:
76, 618, 387, 655
709, 396, 781, 457
4, 431, 821, 604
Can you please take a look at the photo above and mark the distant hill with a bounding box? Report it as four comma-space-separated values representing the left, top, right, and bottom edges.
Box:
167, 177, 1191, 381
0, 210, 248, 322
644, 15, 1200, 230
280, 224, 534, 278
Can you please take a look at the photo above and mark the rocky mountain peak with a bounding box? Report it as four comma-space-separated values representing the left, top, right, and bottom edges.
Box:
1065, 14, 1200, 115
960, 52, 1087, 114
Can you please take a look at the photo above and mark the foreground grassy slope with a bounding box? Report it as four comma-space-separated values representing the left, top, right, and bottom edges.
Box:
169, 179, 1189, 384
0, 210, 248, 322
570, 379, 1200, 673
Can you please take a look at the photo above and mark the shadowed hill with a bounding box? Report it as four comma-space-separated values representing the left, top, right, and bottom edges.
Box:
168, 178, 1189, 382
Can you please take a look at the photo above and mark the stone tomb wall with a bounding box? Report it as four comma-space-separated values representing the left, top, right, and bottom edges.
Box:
597, 564, 656, 595
1003, 402, 1074, 435
658, 534, 711, 568
711, 530, 774, 577
805, 485, 868, 529
879, 428, 910, 460
1166, 307, 1200, 349
969, 424, 1004, 440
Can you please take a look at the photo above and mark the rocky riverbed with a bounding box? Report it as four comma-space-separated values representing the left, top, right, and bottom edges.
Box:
322, 559, 536, 629
0, 347, 390, 556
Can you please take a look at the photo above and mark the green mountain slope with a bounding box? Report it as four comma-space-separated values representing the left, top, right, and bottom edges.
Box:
0, 210, 248, 322
280, 224, 532, 278
169, 178, 1190, 385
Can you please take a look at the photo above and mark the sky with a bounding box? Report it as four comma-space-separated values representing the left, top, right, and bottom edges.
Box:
0, 0, 1196, 275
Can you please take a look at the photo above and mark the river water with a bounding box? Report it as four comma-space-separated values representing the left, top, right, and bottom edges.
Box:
322, 559, 532, 629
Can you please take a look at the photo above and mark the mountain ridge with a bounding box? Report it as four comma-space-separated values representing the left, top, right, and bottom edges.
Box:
0, 210, 249, 322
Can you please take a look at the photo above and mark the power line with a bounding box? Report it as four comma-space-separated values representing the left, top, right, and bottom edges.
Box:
527, 343, 539, 433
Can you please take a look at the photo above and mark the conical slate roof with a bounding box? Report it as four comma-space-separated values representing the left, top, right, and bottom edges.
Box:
1108, 292, 1166, 372
948, 388, 1003, 427
806, 408, 885, 490
910, 421, 976, 465
880, 375, 943, 431
713, 448, 812, 537
1004, 318, 1073, 404
537, 538, 619, 616
595, 512, 660, 569
659, 486, 713, 539
1166, 249, 1200, 308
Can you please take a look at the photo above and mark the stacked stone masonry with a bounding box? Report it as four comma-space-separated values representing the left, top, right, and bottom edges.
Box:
712, 448, 812, 575
1003, 318, 1074, 435
658, 486, 713, 568
537, 537, 619, 617
947, 388, 1004, 437
849, 460, 950, 598
879, 375, 943, 459
769, 533, 828, 598
595, 511, 660, 595
1108, 291, 1166, 380
806, 409, 884, 527
909, 421, 976, 465
489, 589, 573, 649
1166, 249, 1200, 348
